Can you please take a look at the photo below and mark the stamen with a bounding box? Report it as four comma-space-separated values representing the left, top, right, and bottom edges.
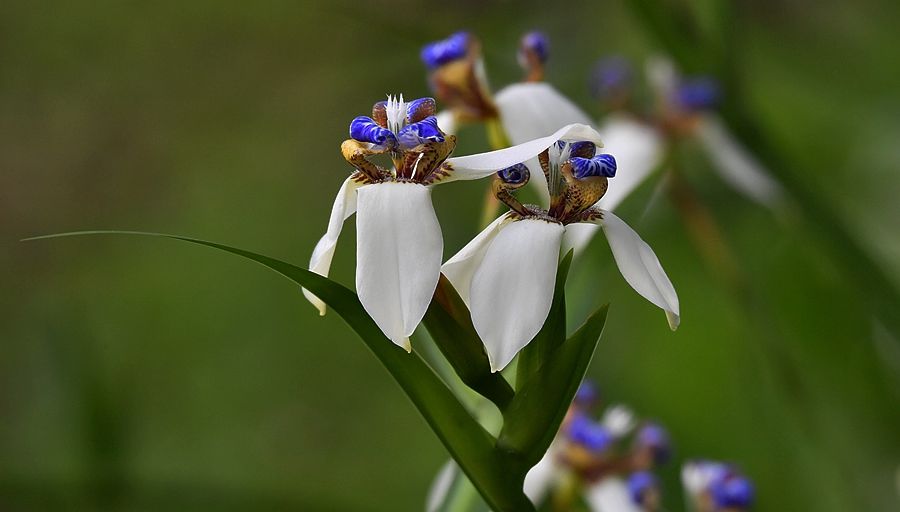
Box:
420, 31, 471, 69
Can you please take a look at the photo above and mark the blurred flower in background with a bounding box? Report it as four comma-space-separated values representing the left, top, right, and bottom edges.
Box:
564, 56, 785, 255
421, 31, 593, 148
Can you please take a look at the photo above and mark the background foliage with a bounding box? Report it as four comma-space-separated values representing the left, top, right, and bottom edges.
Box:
2, 0, 899, 510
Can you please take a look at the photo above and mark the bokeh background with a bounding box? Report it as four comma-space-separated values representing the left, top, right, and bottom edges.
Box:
2, 0, 899, 510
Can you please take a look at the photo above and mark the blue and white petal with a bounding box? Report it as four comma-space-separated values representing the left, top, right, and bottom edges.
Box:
696, 114, 783, 206
598, 210, 680, 330
469, 218, 565, 372
355, 182, 443, 351
303, 176, 364, 315
442, 123, 604, 183
441, 212, 514, 306
494, 82, 594, 145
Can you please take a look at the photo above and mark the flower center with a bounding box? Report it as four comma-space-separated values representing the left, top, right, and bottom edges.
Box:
493, 140, 617, 225
342, 95, 457, 184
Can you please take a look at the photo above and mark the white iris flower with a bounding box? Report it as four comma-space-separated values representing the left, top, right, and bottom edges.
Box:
442, 128, 679, 371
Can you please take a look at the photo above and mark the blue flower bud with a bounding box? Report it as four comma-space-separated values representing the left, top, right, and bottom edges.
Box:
588, 56, 633, 100
497, 163, 530, 185
406, 97, 437, 124
396, 116, 445, 149
712, 475, 754, 509
636, 423, 671, 464
627, 471, 658, 505
520, 31, 549, 63
567, 415, 613, 452
349, 116, 396, 147
421, 31, 471, 69
570, 154, 617, 179
574, 379, 599, 407
675, 77, 720, 111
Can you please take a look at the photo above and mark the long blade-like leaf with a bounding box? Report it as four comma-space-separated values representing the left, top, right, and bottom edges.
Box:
424, 275, 515, 410
25, 231, 534, 511
498, 304, 609, 470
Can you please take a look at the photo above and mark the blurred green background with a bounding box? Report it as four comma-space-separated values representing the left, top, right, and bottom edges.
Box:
2, 0, 899, 510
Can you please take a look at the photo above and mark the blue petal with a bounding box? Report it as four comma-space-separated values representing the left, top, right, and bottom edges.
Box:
568, 140, 597, 159
712, 476, 754, 508
636, 423, 671, 464
397, 116, 445, 149
349, 116, 396, 147
675, 77, 720, 111
520, 31, 549, 63
573, 379, 599, 407
571, 154, 617, 179
566, 415, 613, 452
627, 471, 658, 505
588, 56, 633, 100
497, 163, 530, 185
406, 97, 436, 124
420, 31, 471, 69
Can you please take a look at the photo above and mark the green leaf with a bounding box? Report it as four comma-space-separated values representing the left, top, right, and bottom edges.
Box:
515, 251, 573, 390
25, 231, 535, 512
497, 304, 609, 470
423, 275, 514, 410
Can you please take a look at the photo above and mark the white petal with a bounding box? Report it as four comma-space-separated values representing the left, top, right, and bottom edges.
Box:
645, 55, 678, 99
470, 219, 564, 371
303, 176, 363, 315
523, 448, 558, 505
596, 114, 664, 211
586, 478, 642, 512
696, 114, 783, 206
425, 460, 458, 512
356, 182, 443, 351
494, 82, 594, 145
435, 110, 457, 135
599, 210, 680, 330
441, 123, 604, 183
600, 404, 636, 438
441, 212, 514, 305
560, 222, 602, 256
